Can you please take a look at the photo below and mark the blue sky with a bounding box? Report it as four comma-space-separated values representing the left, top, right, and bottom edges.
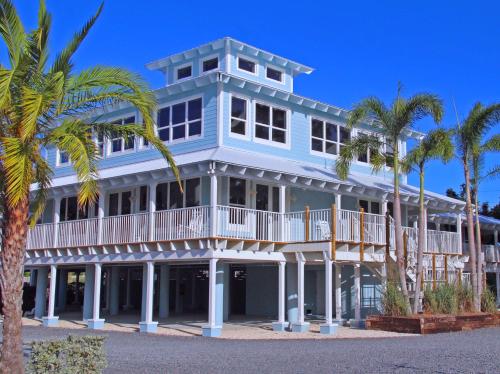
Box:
13, 0, 500, 204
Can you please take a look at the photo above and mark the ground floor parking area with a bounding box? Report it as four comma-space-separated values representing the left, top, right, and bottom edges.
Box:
16, 325, 500, 373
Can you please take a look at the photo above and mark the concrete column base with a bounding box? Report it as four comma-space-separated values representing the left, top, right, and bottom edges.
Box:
320, 323, 339, 335
291, 322, 310, 333
349, 319, 365, 329
139, 321, 158, 333
87, 319, 105, 330
271, 322, 288, 332
202, 325, 222, 337
42, 316, 59, 327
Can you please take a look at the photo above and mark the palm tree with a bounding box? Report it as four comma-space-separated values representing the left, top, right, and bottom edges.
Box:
466, 104, 500, 302
336, 84, 443, 313
401, 129, 454, 313
0, 1, 179, 371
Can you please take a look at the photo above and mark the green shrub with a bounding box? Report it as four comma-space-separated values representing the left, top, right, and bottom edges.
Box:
382, 282, 409, 316
456, 283, 474, 313
29, 335, 107, 374
481, 288, 497, 314
424, 284, 458, 314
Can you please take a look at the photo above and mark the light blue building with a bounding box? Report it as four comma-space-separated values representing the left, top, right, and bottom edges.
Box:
26, 38, 479, 336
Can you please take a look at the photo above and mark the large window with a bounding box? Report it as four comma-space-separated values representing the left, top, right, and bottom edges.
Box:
310, 118, 350, 155
229, 178, 246, 207
110, 116, 135, 154
59, 196, 89, 221
156, 98, 202, 142
230, 96, 247, 136
255, 103, 287, 144
156, 178, 201, 211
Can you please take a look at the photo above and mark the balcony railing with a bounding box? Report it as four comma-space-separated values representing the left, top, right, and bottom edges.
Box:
25, 204, 463, 254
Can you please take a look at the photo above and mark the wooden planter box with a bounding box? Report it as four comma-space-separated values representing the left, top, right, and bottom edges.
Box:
365, 313, 500, 334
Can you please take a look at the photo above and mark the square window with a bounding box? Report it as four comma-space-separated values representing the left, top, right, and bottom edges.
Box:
172, 103, 186, 124
311, 119, 323, 138
158, 107, 170, 128
173, 124, 185, 140
272, 108, 286, 129
189, 121, 202, 136
59, 150, 69, 164
311, 138, 323, 152
272, 129, 286, 143
158, 128, 170, 142
266, 67, 282, 82
255, 125, 269, 140
177, 65, 192, 80
188, 98, 202, 121
231, 120, 246, 135
325, 123, 337, 141
202, 57, 218, 72
256, 104, 270, 125
325, 141, 337, 155
339, 127, 350, 143
238, 58, 256, 73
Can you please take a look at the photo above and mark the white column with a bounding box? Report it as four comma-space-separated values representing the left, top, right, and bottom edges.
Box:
43, 265, 59, 327
148, 182, 157, 241
272, 261, 286, 331
140, 261, 158, 333
279, 185, 286, 241
353, 264, 361, 326
320, 258, 337, 334
207, 258, 218, 327
210, 173, 218, 237
381, 201, 388, 216
97, 192, 105, 245
335, 194, 342, 210
291, 256, 309, 332
53, 198, 61, 247
436, 222, 441, 231
335, 264, 342, 322
87, 263, 104, 329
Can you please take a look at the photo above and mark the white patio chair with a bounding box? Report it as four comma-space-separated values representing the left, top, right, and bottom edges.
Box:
177, 214, 205, 238
315, 220, 331, 240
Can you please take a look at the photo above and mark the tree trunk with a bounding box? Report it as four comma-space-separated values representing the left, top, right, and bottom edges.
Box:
463, 163, 479, 310
413, 169, 425, 314
0, 198, 29, 374
392, 145, 411, 313
473, 187, 483, 303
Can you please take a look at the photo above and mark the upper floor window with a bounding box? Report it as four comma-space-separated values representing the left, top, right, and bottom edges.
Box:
202, 57, 218, 72
110, 116, 135, 153
156, 178, 201, 210
238, 57, 256, 74
176, 65, 192, 80
58, 150, 70, 165
310, 118, 350, 155
255, 103, 287, 144
157, 98, 202, 142
230, 96, 247, 136
266, 67, 283, 82
59, 196, 91, 221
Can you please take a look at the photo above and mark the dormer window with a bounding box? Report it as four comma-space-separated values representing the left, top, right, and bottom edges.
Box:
176, 65, 192, 80
266, 67, 283, 82
202, 57, 218, 72
238, 57, 256, 74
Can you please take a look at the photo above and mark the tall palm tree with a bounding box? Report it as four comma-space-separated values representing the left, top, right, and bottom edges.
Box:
467, 104, 500, 301
401, 129, 454, 313
0, 1, 179, 372
336, 84, 443, 313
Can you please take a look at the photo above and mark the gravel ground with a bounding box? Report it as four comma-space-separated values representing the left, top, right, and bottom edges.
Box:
18, 325, 500, 373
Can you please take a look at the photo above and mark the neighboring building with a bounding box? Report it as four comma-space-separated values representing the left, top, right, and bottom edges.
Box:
25, 38, 472, 336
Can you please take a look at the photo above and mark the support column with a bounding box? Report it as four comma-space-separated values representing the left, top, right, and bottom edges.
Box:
351, 264, 363, 328
291, 256, 309, 332
97, 192, 105, 245
159, 264, 170, 319
286, 262, 298, 328
83, 265, 94, 320
87, 263, 105, 329
140, 261, 158, 333
223, 263, 230, 322
34, 267, 48, 319
109, 266, 120, 316
320, 258, 338, 334
335, 194, 342, 210
272, 261, 287, 331
43, 265, 59, 327
203, 259, 224, 337
56, 268, 68, 313
279, 185, 286, 241
53, 197, 61, 247
148, 182, 157, 241
210, 173, 218, 237
334, 264, 343, 323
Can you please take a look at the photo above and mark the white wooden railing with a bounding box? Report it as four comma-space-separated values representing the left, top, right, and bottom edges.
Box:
427, 230, 461, 254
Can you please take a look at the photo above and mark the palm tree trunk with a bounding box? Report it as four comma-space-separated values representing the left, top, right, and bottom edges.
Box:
473, 187, 483, 303
0, 198, 29, 374
392, 145, 411, 313
413, 168, 425, 314
463, 162, 479, 310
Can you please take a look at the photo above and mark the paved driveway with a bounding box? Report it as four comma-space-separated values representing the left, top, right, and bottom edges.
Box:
19, 326, 500, 373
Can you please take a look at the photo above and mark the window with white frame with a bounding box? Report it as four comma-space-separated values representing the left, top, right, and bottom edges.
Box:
310, 117, 350, 155
202, 57, 218, 72
176, 65, 192, 80
355, 131, 380, 164
59, 196, 91, 221
238, 57, 256, 74
230, 96, 247, 136
156, 98, 202, 142
266, 67, 283, 82
110, 116, 136, 154
255, 103, 287, 144
58, 149, 70, 165
155, 178, 201, 211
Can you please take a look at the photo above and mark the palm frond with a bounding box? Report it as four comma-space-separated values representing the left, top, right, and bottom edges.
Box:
347, 97, 390, 131
0, 0, 26, 66
1, 137, 34, 206
335, 133, 384, 179
29, 146, 53, 226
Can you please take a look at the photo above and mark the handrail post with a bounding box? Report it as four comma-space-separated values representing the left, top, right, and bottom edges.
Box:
148, 182, 157, 242
97, 192, 105, 245
53, 197, 61, 248
305, 206, 310, 242
444, 255, 448, 284
432, 254, 436, 290
331, 204, 336, 260
359, 208, 364, 262
385, 212, 390, 263
210, 173, 218, 237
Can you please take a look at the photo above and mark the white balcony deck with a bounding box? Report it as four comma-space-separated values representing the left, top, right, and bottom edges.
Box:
26, 205, 462, 256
